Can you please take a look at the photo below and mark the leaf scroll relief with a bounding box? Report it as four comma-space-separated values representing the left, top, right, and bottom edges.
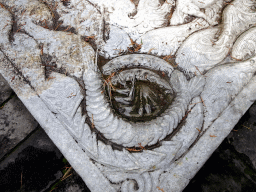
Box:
1, 0, 256, 191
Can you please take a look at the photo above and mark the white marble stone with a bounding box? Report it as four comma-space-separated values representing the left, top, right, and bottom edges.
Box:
1, 0, 256, 191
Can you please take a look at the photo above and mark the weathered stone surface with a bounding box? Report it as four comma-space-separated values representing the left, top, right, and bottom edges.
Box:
0, 128, 64, 192
1, 0, 256, 191
0, 74, 12, 105
0, 96, 38, 159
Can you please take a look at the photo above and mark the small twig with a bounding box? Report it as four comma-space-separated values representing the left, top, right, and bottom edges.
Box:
138, 143, 145, 150
9, 6, 15, 15
76, 26, 82, 31
128, 38, 142, 52
3, 23, 8, 29
181, 108, 192, 121
42, 19, 49, 29
55, 22, 62, 30
21, 9, 27, 16
11, 76, 15, 82
242, 125, 251, 130
157, 186, 165, 192
113, 48, 123, 55
41, 44, 44, 55
61, 167, 72, 181
91, 114, 95, 129
162, 54, 174, 62
61, 173, 72, 181
195, 66, 203, 75
53, 1, 59, 10
230, 55, 242, 61
224, 1, 234, 5
0, 3, 5, 9
147, 48, 155, 54
47, 76, 56, 81
103, 72, 116, 88
63, 26, 71, 32
126, 147, 143, 152
0, 3, 13, 15
41, 0, 55, 18
85, 36, 95, 41
67, 93, 76, 98
16, 24, 25, 33
200, 96, 206, 107
190, 101, 203, 105
210, 39, 216, 45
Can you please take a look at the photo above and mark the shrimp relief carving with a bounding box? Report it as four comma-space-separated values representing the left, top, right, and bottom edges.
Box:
0, 0, 256, 191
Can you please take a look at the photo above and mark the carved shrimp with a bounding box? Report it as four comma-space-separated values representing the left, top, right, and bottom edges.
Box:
84, 54, 205, 147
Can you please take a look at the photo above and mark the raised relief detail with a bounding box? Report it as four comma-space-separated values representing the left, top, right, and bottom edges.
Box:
0, 0, 256, 192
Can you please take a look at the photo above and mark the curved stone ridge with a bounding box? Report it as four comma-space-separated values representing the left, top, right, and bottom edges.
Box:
232, 27, 256, 61
109, 68, 173, 120
102, 54, 175, 77
85, 54, 205, 147
175, 0, 256, 75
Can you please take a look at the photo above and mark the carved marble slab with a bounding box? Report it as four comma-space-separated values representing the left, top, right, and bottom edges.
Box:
1, 0, 256, 191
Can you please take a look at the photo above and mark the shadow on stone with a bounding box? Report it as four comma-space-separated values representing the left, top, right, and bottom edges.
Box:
184, 106, 256, 192
0, 146, 63, 192
51, 169, 91, 192
0, 95, 38, 159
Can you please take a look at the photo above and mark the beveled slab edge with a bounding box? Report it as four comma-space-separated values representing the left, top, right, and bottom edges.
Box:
160, 76, 256, 191
0, 66, 115, 192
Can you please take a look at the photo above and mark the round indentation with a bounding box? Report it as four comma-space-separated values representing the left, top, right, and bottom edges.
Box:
105, 68, 174, 122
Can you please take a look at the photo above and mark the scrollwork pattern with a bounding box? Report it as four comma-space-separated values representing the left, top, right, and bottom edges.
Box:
1, 0, 256, 192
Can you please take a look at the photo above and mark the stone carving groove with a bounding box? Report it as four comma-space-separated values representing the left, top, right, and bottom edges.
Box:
176, 0, 256, 75
170, 0, 222, 25
1, 0, 256, 192
232, 27, 256, 60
